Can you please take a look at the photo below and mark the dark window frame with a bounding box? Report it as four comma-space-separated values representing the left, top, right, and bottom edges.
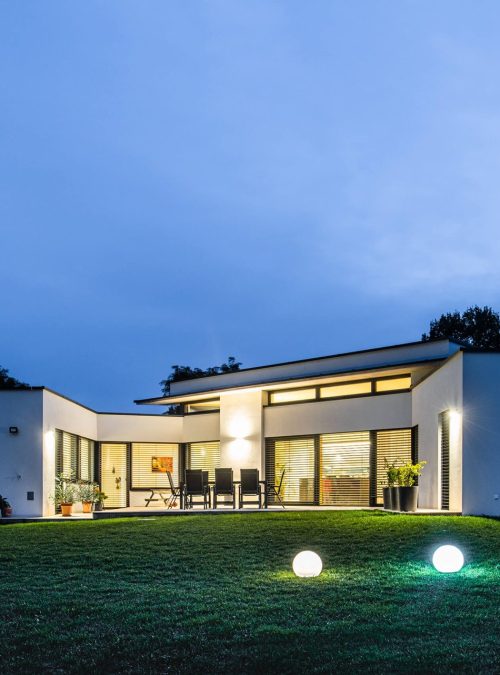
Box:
265, 425, 416, 506
266, 374, 412, 407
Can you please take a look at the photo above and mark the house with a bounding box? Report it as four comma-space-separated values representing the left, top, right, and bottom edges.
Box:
1, 338, 499, 517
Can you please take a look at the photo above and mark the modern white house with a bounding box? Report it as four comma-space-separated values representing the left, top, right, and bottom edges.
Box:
1, 338, 499, 517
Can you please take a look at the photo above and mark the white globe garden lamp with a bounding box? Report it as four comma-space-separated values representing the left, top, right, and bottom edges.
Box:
292, 551, 322, 578
432, 545, 464, 573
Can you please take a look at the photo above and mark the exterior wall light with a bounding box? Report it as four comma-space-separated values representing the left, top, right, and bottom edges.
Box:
292, 551, 322, 578
432, 545, 464, 573
9, 426, 19, 434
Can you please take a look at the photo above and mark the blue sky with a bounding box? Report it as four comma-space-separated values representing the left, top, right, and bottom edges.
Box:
2, 1, 500, 411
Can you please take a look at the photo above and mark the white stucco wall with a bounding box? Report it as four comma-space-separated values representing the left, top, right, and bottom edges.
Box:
97, 413, 183, 443
411, 353, 463, 510
264, 393, 412, 438
0, 390, 43, 517
182, 412, 220, 443
42, 390, 98, 515
219, 390, 264, 479
462, 353, 500, 516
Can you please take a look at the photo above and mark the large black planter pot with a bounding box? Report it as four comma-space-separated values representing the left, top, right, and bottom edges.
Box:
390, 487, 400, 511
382, 487, 392, 510
94, 502, 104, 512
398, 486, 419, 512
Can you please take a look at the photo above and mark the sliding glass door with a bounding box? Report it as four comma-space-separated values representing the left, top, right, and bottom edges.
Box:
320, 432, 371, 506
266, 428, 414, 506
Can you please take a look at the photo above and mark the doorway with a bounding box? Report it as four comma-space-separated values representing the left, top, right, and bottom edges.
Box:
100, 443, 128, 508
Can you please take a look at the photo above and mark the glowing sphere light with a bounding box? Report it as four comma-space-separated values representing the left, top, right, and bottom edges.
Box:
292, 551, 322, 578
432, 545, 464, 573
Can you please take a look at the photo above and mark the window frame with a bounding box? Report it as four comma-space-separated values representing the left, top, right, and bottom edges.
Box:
266, 374, 412, 407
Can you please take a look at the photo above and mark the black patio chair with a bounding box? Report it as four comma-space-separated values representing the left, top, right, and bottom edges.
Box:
213, 468, 236, 508
266, 469, 286, 508
144, 470, 181, 508
239, 468, 262, 509
165, 471, 181, 509
184, 469, 210, 509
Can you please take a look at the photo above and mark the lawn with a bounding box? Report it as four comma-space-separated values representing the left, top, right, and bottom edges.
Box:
0, 511, 499, 674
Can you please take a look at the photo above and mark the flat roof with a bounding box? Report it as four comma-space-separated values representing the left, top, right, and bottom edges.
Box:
135, 338, 460, 405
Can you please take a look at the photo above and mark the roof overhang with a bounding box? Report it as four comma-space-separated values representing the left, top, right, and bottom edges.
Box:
134, 358, 444, 405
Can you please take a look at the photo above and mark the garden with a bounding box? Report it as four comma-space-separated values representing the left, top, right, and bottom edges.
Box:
0, 510, 498, 673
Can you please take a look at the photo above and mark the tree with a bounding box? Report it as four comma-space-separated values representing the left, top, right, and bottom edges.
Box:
0, 366, 29, 390
160, 356, 242, 414
422, 306, 500, 349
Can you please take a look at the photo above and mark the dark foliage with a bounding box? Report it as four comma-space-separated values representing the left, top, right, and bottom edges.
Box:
422, 305, 500, 349
0, 366, 29, 390
161, 356, 242, 415
160, 356, 241, 396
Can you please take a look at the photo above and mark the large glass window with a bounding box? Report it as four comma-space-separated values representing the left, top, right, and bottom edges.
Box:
267, 427, 414, 506
266, 437, 316, 503
55, 430, 95, 482
268, 375, 411, 406
185, 400, 220, 414
131, 443, 179, 488
375, 376, 411, 392
375, 429, 412, 503
320, 381, 372, 399
188, 441, 221, 481
269, 389, 316, 405
320, 432, 371, 506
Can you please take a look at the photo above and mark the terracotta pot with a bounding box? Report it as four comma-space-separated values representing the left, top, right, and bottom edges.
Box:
82, 501, 93, 514
1, 507, 12, 517
61, 503, 73, 517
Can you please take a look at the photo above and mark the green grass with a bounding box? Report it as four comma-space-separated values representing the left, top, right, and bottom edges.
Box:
0, 511, 499, 673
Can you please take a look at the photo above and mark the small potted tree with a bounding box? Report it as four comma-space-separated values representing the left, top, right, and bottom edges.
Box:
383, 461, 399, 510
0, 495, 12, 517
93, 489, 108, 512
397, 461, 427, 512
78, 481, 98, 513
51, 473, 77, 516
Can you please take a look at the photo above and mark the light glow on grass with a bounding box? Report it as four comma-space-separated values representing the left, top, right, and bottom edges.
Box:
432, 545, 464, 573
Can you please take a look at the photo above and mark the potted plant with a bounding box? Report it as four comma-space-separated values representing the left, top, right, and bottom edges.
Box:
0, 495, 12, 517
383, 461, 399, 510
397, 461, 427, 512
93, 489, 108, 512
50, 473, 77, 516
78, 481, 98, 513
384, 462, 399, 511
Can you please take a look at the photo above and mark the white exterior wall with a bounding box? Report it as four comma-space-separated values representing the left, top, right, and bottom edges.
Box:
411, 352, 463, 510
220, 391, 264, 479
43, 390, 98, 515
0, 390, 44, 517
265, 393, 412, 438
462, 353, 500, 516
97, 414, 183, 443
182, 412, 220, 443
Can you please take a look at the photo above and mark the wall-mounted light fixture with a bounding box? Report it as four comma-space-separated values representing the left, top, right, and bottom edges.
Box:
9, 426, 19, 435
